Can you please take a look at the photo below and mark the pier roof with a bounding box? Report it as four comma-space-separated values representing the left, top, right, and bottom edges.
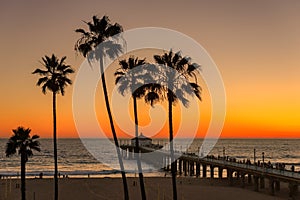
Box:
131, 133, 152, 141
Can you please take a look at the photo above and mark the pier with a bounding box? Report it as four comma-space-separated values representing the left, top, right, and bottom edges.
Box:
121, 144, 300, 199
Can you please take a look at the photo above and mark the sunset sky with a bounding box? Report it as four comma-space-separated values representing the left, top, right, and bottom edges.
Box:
0, 0, 300, 138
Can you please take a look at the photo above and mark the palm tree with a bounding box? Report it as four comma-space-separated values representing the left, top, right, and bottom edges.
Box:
32, 54, 74, 200
5, 127, 41, 200
75, 15, 129, 200
153, 50, 202, 200
115, 56, 148, 200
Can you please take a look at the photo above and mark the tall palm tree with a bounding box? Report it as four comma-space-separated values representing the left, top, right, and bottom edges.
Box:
153, 50, 202, 200
75, 15, 129, 200
5, 127, 41, 200
115, 56, 148, 200
32, 54, 74, 200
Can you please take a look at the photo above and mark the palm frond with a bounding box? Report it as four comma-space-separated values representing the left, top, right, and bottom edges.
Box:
114, 71, 125, 77
63, 68, 75, 75
117, 80, 130, 96
31, 135, 40, 140
41, 83, 48, 94
133, 86, 147, 99
5, 141, 17, 157
29, 141, 41, 152
190, 82, 202, 100
26, 149, 33, 157
75, 28, 87, 34
76, 43, 92, 57
37, 77, 49, 86
106, 23, 123, 37
32, 68, 49, 75
175, 89, 189, 107
172, 53, 180, 66
145, 92, 160, 106
153, 55, 165, 65
119, 59, 129, 69
98, 15, 109, 32
59, 56, 66, 66
137, 58, 146, 66
104, 41, 124, 59
115, 76, 122, 84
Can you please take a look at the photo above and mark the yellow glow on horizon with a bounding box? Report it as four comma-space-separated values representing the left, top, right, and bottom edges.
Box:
1, 1, 300, 139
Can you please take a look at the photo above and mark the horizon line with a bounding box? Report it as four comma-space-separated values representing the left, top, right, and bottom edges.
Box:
1, 137, 299, 140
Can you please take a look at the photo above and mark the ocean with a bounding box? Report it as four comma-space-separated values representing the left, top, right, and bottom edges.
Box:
0, 138, 299, 177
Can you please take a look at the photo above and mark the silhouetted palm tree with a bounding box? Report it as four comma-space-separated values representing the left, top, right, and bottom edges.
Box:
6, 127, 40, 200
153, 50, 202, 200
75, 15, 129, 200
115, 56, 148, 200
32, 54, 74, 200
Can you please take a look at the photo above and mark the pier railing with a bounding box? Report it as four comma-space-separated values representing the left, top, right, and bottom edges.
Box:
137, 146, 300, 183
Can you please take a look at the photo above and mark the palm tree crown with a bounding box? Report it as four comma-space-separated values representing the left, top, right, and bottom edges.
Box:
6, 127, 40, 160
75, 15, 123, 57
115, 56, 149, 97
153, 50, 202, 106
32, 54, 74, 95
116, 59, 165, 107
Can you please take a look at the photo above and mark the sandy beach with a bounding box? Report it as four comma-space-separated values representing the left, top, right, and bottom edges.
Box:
1, 177, 293, 200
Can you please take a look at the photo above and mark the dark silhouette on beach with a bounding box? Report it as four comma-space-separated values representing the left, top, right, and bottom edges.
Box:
152, 50, 202, 200
33, 54, 74, 200
75, 15, 129, 200
5, 127, 41, 200
115, 56, 149, 200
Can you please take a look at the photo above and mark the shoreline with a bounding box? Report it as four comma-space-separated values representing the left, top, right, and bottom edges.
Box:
0, 177, 290, 200
0, 170, 167, 179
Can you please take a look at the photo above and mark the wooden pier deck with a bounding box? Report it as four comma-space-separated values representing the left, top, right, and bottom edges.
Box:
121, 145, 300, 198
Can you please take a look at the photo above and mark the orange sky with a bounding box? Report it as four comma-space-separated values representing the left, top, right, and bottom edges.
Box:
0, 1, 300, 139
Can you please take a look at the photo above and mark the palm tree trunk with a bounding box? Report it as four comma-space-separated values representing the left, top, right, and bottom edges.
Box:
21, 153, 26, 200
168, 96, 177, 200
53, 92, 59, 200
133, 96, 146, 200
99, 58, 129, 200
